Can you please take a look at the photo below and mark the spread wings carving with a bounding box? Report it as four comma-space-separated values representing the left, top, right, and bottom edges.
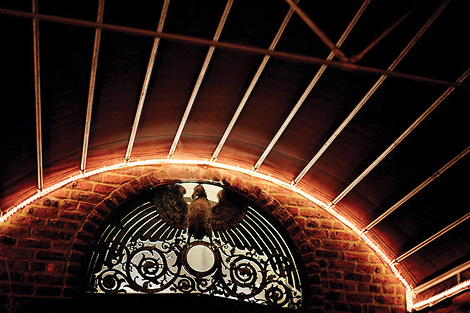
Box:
153, 184, 247, 239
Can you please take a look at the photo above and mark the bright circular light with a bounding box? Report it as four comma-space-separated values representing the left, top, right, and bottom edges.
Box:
186, 244, 215, 273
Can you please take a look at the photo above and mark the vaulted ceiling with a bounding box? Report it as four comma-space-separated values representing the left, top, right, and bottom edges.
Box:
1, 0, 469, 308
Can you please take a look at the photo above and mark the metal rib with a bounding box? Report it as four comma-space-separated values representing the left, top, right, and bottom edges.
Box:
32, 0, 43, 191
168, 0, 233, 159
247, 209, 282, 255
127, 211, 160, 242
119, 208, 155, 243
414, 260, 470, 294
394, 211, 470, 264
211, 3, 295, 162
252, 0, 371, 171
151, 222, 173, 242
142, 217, 165, 240
217, 230, 230, 246
225, 229, 243, 249
149, 219, 170, 240
363, 145, 470, 233
331, 67, 470, 207
125, 0, 170, 162
231, 227, 252, 250
1, 8, 467, 89
80, 0, 105, 172
292, 0, 451, 186
161, 226, 178, 241
239, 215, 267, 253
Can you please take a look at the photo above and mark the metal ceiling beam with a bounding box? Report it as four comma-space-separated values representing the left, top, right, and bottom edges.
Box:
252, 0, 371, 172
284, 0, 347, 62
168, 0, 233, 159
292, 0, 451, 186
80, 0, 105, 173
394, 211, 470, 264
32, 0, 43, 191
210, 3, 296, 162
330, 66, 470, 208
1, 8, 466, 89
363, 145, 470, 233
125, 0, 170, 162
414, 260, 470, 294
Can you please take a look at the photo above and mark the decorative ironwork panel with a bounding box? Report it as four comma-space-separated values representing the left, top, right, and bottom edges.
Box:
85, 184, 303, 309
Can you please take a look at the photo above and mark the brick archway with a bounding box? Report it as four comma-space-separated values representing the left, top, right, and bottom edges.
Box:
0, 164, 406, 312
73, 165, 323, 310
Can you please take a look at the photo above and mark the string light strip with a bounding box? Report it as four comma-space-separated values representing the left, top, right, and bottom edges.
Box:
0, 158, 465, 310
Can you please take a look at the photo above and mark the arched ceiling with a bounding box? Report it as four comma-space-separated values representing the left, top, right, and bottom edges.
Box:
1, 0, 469, 308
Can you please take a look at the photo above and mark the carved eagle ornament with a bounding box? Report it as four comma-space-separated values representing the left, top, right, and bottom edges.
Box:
152, 184, 248, 239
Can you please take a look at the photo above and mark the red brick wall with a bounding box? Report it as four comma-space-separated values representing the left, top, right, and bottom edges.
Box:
0, 164, 406, 312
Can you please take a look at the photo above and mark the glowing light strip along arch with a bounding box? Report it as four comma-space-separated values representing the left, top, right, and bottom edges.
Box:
1, 158, 464, 310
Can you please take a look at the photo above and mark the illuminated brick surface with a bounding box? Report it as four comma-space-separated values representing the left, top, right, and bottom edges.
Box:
0, 164, 406, 312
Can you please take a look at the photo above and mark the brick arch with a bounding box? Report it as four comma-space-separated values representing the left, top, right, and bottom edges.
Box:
0, 164, 406, 312
72, 165, 323, 310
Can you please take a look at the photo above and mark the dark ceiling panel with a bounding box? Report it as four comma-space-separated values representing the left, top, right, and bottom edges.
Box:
393, 0, 470, 82
89, 32, 154, 149
308, 71, 448, 189
219, 0, 290, 48
40, 22, 94, 171
181, 51, 264, 139
213, 139, 267, 171
38, 0, 99, 21
378, 156, 470, 252
135, 41, 207, 139
0, 15, 36, 193
164, 0, 229, 39
227, 59, 321, 151
403, 224, 470, 283
101, 0, 161, 30
353, 89, 470, 217
263, 68, 378, 162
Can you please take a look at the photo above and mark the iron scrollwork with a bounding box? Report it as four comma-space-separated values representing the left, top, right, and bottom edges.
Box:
92, 236, 302, 309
